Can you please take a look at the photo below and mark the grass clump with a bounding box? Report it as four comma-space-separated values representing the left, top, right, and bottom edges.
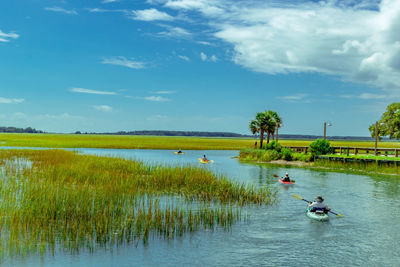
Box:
239, 144, 311, 163
0, 149, 276, 256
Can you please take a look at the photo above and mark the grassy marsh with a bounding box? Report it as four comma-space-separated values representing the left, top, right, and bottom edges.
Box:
1, 133, 400, 150
0, 149, 275, 256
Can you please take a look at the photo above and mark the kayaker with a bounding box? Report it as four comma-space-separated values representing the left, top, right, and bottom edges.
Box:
177, 149, 183, 154
308, 196, 330, 214
202, 155, 209, 162
282, 172, 291, 182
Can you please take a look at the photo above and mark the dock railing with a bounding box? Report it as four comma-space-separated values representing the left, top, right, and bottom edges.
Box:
282, 146, 400, 157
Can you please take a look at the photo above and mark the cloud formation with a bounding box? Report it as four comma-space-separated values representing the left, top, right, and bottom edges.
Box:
156, 0, 400, 93
153, 90, 176, 94
278, 93, 311, 103
0, 30, 19, 43
144, 96, 170, 102
44, 7, 78, 15
93, 105, 113, 111
102, 56, 145, 69
157, 25, 191, 38
200, 52, 217, 62
102, 0, 119, 3
178, 55, 190, 61
70, 88, 117, 95
0, 97, 24, 104
340, 93, 386, 99
131, 8, 173, 21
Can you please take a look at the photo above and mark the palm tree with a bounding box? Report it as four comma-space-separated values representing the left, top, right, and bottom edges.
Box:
268, 111, 282, 142
249, 110, 282, 148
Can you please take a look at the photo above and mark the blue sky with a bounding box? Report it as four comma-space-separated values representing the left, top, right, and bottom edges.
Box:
0, 0, 399, 135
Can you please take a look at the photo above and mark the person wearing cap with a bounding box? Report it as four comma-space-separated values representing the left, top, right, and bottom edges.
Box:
308, 196, 331, 214
282, 172, 291, 182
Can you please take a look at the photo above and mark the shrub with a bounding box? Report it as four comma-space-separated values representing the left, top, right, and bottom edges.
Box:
264, 141, 281, 152
309, 139, 333, 156
281, 148, 293, 161
293, 153, 313, 162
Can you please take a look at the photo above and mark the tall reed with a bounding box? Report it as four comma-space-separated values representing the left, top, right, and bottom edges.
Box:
0, 149, 276, 256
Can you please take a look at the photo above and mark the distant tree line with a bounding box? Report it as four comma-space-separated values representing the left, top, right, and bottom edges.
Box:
75, 130, 248, 137
73, 130, 377, 141
0, 126, 44, 133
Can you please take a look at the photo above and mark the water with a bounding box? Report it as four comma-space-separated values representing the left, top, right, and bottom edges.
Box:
3, 149, 400, 266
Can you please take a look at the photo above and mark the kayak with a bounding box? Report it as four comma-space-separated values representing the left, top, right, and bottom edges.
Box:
174, 152, 185, 154
306, 206, 329, 221
198, 158, 214, 164
279, 179, 295, 185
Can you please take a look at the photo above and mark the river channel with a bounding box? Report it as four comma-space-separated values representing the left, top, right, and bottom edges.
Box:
3, 148, 400, 266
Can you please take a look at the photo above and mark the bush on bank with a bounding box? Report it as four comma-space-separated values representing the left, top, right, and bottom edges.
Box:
239, 146, 312, 163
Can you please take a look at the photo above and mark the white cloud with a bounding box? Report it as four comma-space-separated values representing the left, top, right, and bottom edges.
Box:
157, 25, 191, 38
131, 8, 174, 21
0, 97, 24, 104
159, 0, 400, 93
278, 93, 311, 103
102, 0, 119, 3
70, 88, 117, 95
153, 90, 176, 94
102, 56, 145, 69
92, 105, 113, 112
0, 30, 19, 43
200, 52, 207, 61
197, 41, 213, 46
44, 7, 78, 15
144, 96, 170, 102
200, 52, 217, 62
178, 55, 190, 61
340, 93, 386, 99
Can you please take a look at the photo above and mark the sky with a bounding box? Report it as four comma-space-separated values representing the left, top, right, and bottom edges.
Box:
0, 0, 399, 136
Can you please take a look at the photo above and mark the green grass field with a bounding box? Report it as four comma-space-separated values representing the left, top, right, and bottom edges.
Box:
1, 133, 400, 150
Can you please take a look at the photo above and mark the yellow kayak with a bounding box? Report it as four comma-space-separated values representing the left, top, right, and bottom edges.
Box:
174, 152, 185, 155
198, 158, 213, 164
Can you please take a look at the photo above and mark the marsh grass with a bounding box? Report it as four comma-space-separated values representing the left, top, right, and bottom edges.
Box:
0, 149, 275, 257
1, 133, 400, 150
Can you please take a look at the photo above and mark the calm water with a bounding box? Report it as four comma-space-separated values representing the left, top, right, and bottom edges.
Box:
3, 149, 400, 266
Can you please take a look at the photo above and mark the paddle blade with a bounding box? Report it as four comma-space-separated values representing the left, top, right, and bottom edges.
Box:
273, 174, 279, 178
292, 194, 303, 200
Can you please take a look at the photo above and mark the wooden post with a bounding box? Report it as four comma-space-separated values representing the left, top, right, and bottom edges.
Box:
355, 148, 358, 155
340, 147, 342, 154
396, 149, 398, 158
375, 121, 378, 156
324, 122, 326, 140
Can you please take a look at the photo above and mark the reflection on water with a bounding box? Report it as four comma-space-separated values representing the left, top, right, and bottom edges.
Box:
1, 148, 400, 266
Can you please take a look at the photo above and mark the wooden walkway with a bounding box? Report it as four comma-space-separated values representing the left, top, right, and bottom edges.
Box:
283, 146, 400, 157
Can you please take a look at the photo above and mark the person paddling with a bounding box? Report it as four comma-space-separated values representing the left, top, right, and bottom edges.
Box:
177, 149, 183, 154
202, 155, 209, 162
308, 196, 331, 214
282, 172, 291, 182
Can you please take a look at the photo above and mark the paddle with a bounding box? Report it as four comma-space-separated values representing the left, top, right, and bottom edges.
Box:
292, 194, 342, 217
273, 174, 279, 177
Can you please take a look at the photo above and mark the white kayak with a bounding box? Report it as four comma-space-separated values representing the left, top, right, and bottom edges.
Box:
306, 206, 329, 221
